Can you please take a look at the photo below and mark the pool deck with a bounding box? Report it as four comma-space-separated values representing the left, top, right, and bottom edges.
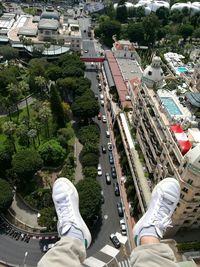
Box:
150, 89, 192, 125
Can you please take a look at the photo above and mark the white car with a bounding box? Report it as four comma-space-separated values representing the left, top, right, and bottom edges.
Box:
120, 219, 127, 236
102, 115, 107, 123
100, 100, 104, 106
106, 130, 110, 137
100, 93, 104, 100
97, 164, 102, 176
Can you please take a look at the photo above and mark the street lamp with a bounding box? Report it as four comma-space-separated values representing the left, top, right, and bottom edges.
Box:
23, 251, 28, 267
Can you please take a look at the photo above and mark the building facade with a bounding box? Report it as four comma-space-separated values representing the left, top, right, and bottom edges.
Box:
132, 58, 200, 234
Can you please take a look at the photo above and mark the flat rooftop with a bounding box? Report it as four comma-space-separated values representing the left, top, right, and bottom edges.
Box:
117, 58, 142, 82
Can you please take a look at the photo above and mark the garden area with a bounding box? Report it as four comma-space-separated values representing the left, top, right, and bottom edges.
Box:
0, 51, 102, 232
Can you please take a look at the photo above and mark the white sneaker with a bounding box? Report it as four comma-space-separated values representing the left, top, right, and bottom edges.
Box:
52, 177, 92, 248
133, 177, 181, 246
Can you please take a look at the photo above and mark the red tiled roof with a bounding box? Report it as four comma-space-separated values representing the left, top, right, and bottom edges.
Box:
105, 51, 132, 109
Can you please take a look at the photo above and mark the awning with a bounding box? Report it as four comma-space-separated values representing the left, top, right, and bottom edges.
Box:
185, 92, 200, 108
170, 124, 192, 155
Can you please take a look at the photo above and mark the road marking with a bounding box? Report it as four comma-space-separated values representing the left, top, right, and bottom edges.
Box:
104, 215, 108, 220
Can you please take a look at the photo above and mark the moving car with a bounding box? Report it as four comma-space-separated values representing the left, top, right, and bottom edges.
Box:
114, 182, 120, 196
120, 219, 127, 236
101, 145, 106, 154
110, 233, 121, 249
102, 115, 107, 123
117, 201, 124, 217
111, 166, 117, 179
109, 153, 114, 164
97, 164, 102, 176
105, 172, 111, 184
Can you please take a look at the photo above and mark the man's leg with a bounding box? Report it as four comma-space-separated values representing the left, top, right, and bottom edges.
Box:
131, 177, 181, 267
38, 177, 91, 267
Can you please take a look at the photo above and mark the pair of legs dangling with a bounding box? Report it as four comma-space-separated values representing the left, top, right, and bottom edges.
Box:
38, 177, 181, 267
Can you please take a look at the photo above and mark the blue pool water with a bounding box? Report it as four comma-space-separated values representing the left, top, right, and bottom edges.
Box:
176, 67, 188, 73
161, 97, 182, 116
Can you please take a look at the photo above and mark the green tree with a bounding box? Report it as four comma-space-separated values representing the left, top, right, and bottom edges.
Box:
0, 143, 14, 176
142, 14, 160, 46
98, 19, 121, 47
179, 24, 194, 41
193, 27, 200, 38
24, 188, 53, 210
46, 66, 62, 81
116, 1, 127, 23
82, 166, 97, 179
155, 7, 169, 25
12, 148, 43, 180
37, 103, 51, 138
34, 76, 48, 96
0, 46, 19, 60
50, 85, 65, 128
127, 22, 144, 43
7, 83, 22, 118
38, 140, 65, 167
38, 207, 57, 231
80, 153, 99, 167
0, 179, 13, 212
72, 91, 99, 121
27, 129, 37, 148
57, 127, 74, 149
76, 178, 101, 226
79, 124, 100, 145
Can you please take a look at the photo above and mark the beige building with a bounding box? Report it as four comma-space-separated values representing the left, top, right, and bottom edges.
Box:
132, 56, 200, 234
192, 63, 200, 92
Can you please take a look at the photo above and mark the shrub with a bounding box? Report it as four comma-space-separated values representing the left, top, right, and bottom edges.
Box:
24, 188, 53, 210
80, 153, 99, 167
60, 152, 75, 182
79, 124, 100, 145
82, 166, 97, 179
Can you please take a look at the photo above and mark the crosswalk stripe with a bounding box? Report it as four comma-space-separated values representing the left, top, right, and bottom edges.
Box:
119, 259, 130, 267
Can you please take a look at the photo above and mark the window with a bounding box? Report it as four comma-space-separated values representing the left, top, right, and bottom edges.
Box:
193, 209, 197, 212
148, 71, 152, 76
182, 187, 188, 193
180, 193, 184, 199
186, 206, 192, 209
184, 220, 190, 224
187, 179, 193, 185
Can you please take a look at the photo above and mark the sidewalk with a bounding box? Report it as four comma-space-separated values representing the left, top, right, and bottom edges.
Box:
10, 194, 40, 229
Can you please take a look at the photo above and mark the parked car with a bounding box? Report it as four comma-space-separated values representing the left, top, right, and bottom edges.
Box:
114, 182, 120, 196
111, 166, 117, 179
117, 202, 124, 217
107, 142, 112, 151
105, 172, 111, 184
95, 93, 98, 100
97, 112, 101, 120
97, 164, 102, 176
101, 145, 106, 154
110, 233, 121, 249
106, 130, 110, 138
100, 100, 104, 106
101, 190, 104, 204
99, 93, 104, 100
102, 115, 107, 123
109, 153, 114, 164
120, 219, 127, 236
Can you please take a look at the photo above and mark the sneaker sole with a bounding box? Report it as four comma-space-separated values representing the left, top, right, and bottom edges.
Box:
133, 177, 180, 246
53, 177, 92, 248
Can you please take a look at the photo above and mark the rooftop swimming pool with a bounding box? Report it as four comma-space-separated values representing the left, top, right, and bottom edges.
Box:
176, 67, 188, 73
161, 97, 182, 116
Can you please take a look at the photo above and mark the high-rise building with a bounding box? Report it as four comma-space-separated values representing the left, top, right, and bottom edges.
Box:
132, 56, 200, 234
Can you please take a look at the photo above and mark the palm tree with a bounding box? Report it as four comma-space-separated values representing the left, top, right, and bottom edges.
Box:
18, 80, 30, 118
37, 103, 51, 138
7, 83, 21, 119
27, 129, 37, 148
2, 121, 17, 152
16, 123, 29, 147
35, 76, 48, 96
3, 96, 12, 121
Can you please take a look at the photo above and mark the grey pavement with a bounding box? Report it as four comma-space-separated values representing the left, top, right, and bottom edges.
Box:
74, 137, 84, 184
10, 194, 41, 229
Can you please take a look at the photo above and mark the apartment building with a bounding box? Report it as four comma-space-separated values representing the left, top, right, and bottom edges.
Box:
132, 56, 200, 234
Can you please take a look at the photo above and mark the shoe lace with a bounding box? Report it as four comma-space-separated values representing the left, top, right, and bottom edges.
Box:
57, 198, 74, 223
152, 198, 173, 232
